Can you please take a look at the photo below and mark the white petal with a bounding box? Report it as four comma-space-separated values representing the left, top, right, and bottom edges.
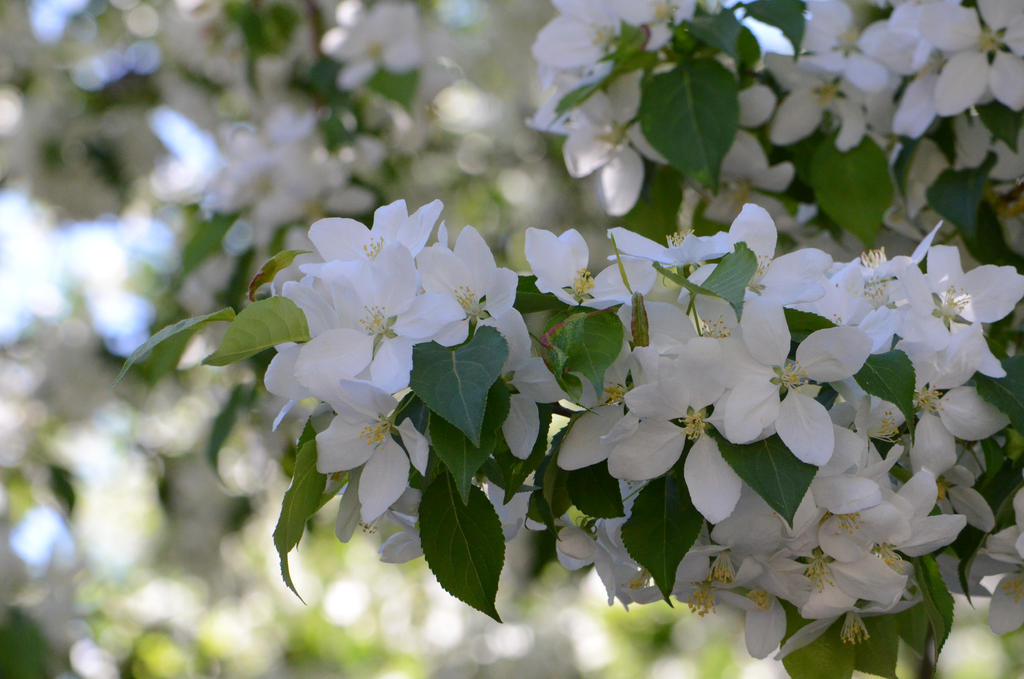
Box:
598, 147, 644, 216
316, 416, 375, 473
379, 530, 423, 563
797, 327, 872, 382
899, 514, 966, 556
918, 3, 982, 51
503, 394, 540, 460
558, 407, 619, 470
777, 391, 835, 465
990, 52, 1024, 111
740, 298, 790, 367
729, 203, 778, 261
893, 74, 938, 138
769, 90, 824, 146
933, 51, 989, 117
335, 474, 361, 543
684, 436, 742, 524
961, 264, 1024, 323
745, 601, 786, 659
607, 419, 685, 480
938, 386, 1009, 440
812, 475, 882, 515
948, 486, 996, 532
265, 344, 307, 400
990, 574, 1024, 634
910, 413, 956, 475
832, 554, 907, 605
563, 128, 615, 178
738, 84, 777, 128
358, 443, 410, 523
723, 378, 781, 444
294, 329, 374, 399
369, 337, 415, 394
397, 419, 429, 475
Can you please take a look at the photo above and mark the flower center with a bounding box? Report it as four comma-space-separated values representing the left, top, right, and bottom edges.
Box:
932, 284, 970, 323
682, 407, 709, 441
653, 2, 675, 21
804, 548, 835, 593
871, 410, 900, 441
1001, 573, 1024, 603
840, 612, 870, 645
601, 382, 627, 406
454, 284, 483, 317
873, 542, 905, 572
710, 551, 735, 584
834, 512, 862, 535
978, 26, 1003, 54
699, 317, 732, 338
815, 81, 841, 106
360, 415, 393, 447
914, 386, 942, 414
666, 230, 692, 248
360, 305, 394, 338
363, 236, 384, 260
771, 360, 808, 393
687, 580, 717, 617
570, 267, 595, 303
746, 589, 773, 611
860, 247, 886, 269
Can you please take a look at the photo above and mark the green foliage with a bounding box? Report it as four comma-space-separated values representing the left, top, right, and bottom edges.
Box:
114, 307, 236, 385
854, 616, 899, 679
420, 471, 506, 622
853, 350, 917, 438
567, 461, 625, 519
204, 297, 311, 366
714, 433, 816, 526
914, 555, 954, 655
539, 308, 624, 401
654, 242, 758, 319
620, 165, 683, 243
743, 0, 806, 52
428, 383, 510, 504
630, 291, 650, 348
181, 211, 235, 275
514, 275, 570, 314
492, 405, 553, 504
554, 23, 656, 115
977, 103, 1022, 151
782, 616, 854, 679
811, 135, 892, 246
367, 69, 420, 111
410, 326, 509, 447
620, 475, 703, 600
784, 308, 836, 342
975, 356, 1024, 433
273, 424, 327, 601
248, 249, 310, 301
688, 9, 742, 59
926, 153, 995, 248
206, 383, 256, 468
0, 607, 48, 679
639, 59, 739, 190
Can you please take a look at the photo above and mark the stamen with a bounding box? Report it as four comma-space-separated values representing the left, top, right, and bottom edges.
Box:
687, 580, 717, 617
682, 408, 709, 441
360, 415, 392, 446
363, 236, 384, 260
601, 383, 627, 406
710, 551, 735, 584
570, 268, 595, 303
840, 612, 870, 645
804, 548, 835, 593
1001, 574, 1024, 603
873, 543, 905, 573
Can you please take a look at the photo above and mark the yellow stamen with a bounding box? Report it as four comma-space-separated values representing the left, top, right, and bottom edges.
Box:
747, 589, 773, 611
840, 612, 870, 645
687, 580, 717, 617
363, 236, 384, 260
1001, 574, 1024, 603
682, 408, 709, 441
571, 268, 595, 303
360, 415, 392, 446
601, 383, 627, 406
710, 552, 736, 585
804, 549, 835, 593
873, 543, 905, 573
914, 387, 942, 414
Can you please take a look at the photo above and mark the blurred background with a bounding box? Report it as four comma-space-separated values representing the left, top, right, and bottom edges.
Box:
0, 0, 1019, 677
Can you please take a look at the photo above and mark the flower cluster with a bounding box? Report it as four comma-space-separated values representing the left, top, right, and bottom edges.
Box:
259, 197, 1024, 660
531, 0, 1024, 246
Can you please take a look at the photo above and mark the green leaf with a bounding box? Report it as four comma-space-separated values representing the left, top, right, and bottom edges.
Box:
639, 59, 739, 190
555, 79, 606, 116
0, 607, 48, 679
621, 165, 683, 243
654, 243, 757, 319
737, 26, 762, 68
977, 102, 1022, 151
895, 604, 930, 657
630, 291, 650, 348
714, 433, 816, 526
428, 383, 511, 504
962, 200, 1024, 269
744, 0, 806, 52
853, 350, 916, 438
854, 616, 899, 679
620, 475, 704, 600
248, 249, 310, 301
926, 152, 995, 241
539, 308, 624, 401
785, 308, 836, 342
811, 135, 893, 246
367, 69, 419, 111
515, 275, 570, 314
689, 9, 742, 58
114, 307, 236, 385
204, 296, 310, 366
782, 617, 854, 679
975, 356, 1024, 433
493, 405, 553, 504
181, 211, 234, 275
420, 471, 506, 622
206, 384, 255, 468
411, 326, 509, 447
542, 445, 572, 518
914, 555, 954, 655
273, 424, 327, 601
567, 461, 625, 518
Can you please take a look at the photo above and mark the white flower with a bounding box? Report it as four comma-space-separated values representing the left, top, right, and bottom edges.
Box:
323, 1, 422, 90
